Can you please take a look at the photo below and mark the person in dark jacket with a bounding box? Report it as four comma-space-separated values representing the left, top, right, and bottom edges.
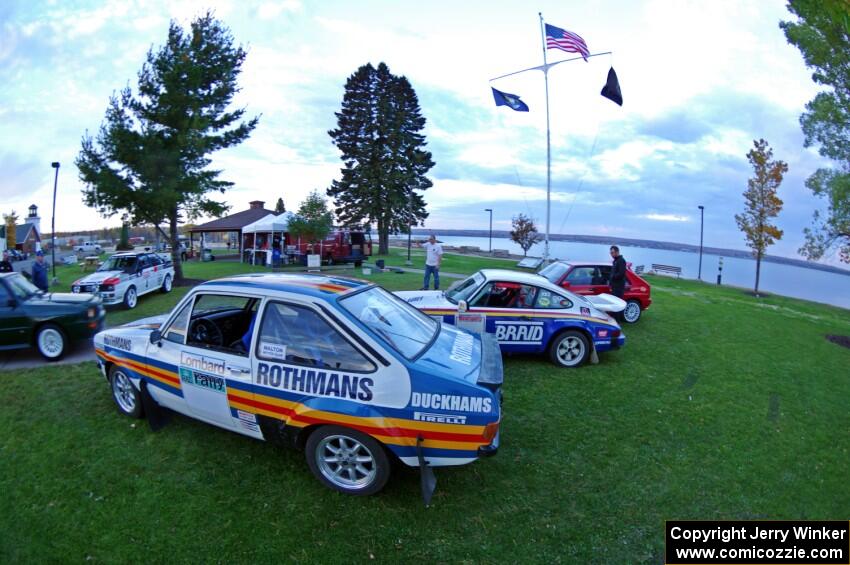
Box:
609, 245, 627, 299
0, 250, 13, 273
32, 250, 49, 292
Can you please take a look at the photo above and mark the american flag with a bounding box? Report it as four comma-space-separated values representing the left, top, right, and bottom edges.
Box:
545, 23, 590, 60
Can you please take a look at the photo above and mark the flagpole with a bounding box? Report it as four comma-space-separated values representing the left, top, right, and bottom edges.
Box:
538, 12, 551, 263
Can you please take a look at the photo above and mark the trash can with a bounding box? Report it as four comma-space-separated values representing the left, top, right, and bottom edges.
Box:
376, 259, 385, 269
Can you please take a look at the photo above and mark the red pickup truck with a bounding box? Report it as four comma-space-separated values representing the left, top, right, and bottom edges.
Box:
286, 229, 372, 266
538, 260, 652, 323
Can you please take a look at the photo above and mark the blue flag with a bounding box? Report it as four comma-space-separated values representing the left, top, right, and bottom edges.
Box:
491, 87, 529, 112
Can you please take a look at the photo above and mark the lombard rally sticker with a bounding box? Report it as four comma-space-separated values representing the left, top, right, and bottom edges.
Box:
180, 353, 226, 393
494, 321, 544, 344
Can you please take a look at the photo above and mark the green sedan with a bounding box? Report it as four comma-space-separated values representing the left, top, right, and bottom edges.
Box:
0, 272, 106, 361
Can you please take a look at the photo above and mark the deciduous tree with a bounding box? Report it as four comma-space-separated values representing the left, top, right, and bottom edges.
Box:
735, 139, 787, 296
328, 62, 434, 254
288, 190, 334, 252
781, 1, 850, 263
510, 214, 542, 257
3, 211, 18, 250
75, 12, 258, 282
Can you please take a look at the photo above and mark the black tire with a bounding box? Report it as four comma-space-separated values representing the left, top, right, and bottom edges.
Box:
109, 365, 143, 419
35, 323, 67, 361
161, 274, 172, 294
548, 329, 590, 368
622, 300, 642, 323
123, 286, 138, 309
305, 425, 391, 496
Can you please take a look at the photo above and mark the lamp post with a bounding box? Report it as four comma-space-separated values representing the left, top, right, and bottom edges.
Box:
50, 162, 60, 283
484, 208, 493, 254
697, 205, 704, 280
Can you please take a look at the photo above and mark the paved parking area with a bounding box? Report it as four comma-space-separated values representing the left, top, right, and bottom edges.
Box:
0, 340, 97, 371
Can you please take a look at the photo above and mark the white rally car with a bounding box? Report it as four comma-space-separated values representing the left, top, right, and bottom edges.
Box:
94, 274, 503, 499
72, 251, 174, 308
398, 269, 627, 368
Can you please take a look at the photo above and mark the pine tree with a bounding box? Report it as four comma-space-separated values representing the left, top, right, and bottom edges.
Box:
328, 62, 434, 254
735, 139, 787, 296
274, 198, 286, 214
75, 12, 258, 282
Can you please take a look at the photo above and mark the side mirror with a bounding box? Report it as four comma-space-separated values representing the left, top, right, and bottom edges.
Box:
149, 329, 162, 345
458, 300, 468, 313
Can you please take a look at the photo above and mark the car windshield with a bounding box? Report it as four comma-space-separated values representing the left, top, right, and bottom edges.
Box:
339, 287, 438, 359
445, 273, 485, 304
98, 256, 138, 273
6, 273, 41, 299
538, 262, 570, 284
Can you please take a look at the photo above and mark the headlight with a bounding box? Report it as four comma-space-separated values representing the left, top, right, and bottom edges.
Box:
72, 286, 80, 293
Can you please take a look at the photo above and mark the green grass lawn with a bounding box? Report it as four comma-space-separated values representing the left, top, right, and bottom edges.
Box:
2, 253, 849, 562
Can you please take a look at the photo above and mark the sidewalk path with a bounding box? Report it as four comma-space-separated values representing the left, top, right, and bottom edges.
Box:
0, 340, 97, 371
393, 267, 467, 280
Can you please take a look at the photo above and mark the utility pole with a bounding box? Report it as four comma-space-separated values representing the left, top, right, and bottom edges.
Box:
50, 162, 60, 283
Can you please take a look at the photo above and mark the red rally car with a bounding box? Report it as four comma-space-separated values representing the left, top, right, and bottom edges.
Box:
538, 260, 652, 323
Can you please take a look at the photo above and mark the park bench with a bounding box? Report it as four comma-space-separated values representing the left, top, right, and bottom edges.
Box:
633, 264, 645, 275
651, 263, 682, 277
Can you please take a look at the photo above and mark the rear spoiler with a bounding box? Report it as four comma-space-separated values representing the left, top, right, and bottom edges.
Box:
586, 293, 626, 313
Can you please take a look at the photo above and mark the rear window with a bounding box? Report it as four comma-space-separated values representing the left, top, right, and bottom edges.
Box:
538, 262, 569, 284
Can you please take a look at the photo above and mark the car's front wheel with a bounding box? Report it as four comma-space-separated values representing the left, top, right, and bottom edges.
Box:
36, 323, 66, 361
548, 330, 590, 368
623, 300, 642, 323
305, 426, 391, 496
161, 275, 172, 294
109, 366, 143, 418
123, 286, 137, 309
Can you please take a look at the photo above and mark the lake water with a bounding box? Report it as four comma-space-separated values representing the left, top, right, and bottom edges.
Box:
430, 235, 850, 310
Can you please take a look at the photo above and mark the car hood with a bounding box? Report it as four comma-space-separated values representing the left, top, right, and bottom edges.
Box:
78, 270, 125, 284
395, 290, 457, 311
122, 313, 169, 329
417, 323, 482, 383
29, 292, 100, 305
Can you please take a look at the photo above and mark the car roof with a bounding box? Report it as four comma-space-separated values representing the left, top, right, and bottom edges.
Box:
550, 260, 608, 267
197, 273, 372, 301
477, 269, 574, 295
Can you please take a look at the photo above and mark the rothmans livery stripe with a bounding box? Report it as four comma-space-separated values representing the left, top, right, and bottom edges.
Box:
423, 308, 615, 325
96, 348, 183, 397
226, 386, 491, 452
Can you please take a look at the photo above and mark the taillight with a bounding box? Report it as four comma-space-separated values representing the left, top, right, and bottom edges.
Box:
482, 421, 499, 442
610, 329, 621, 339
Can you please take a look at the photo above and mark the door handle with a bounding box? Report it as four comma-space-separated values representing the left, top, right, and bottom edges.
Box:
226, 365, 251, 374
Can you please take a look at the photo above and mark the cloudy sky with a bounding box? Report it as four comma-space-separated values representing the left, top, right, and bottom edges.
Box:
0, 0, 840, 264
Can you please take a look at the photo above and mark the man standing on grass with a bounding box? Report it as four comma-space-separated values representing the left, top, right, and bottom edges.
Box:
421, 234, 443, 290
609, 245, 627, 321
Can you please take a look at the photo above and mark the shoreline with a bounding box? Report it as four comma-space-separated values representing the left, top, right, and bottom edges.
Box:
403, 229, 850, 278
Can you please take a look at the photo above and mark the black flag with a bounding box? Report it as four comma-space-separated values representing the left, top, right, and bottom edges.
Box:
601, 67, 623, 106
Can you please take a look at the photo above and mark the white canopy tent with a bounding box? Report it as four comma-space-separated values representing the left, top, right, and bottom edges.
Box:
242, 213, 291, 265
